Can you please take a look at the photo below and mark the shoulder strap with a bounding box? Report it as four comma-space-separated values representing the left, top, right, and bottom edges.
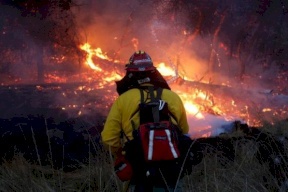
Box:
136, 86, 164, 124
140, 88, 145, 103
156, 87, 163, 100
147, 86, 155, 102
146, 86, 163, 101
148, 86, 163, 123
139, 86, 161, 103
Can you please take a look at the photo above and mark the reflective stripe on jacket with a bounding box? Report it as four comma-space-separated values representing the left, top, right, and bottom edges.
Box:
101, 87, 189, 154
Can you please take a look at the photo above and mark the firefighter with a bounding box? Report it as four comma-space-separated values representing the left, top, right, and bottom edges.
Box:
101, 50, 190, 192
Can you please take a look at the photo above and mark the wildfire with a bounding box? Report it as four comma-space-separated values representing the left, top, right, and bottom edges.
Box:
80, 43, 110, 71
79, 43, 123, 84
54, 42, 286, 131
2, 36, 285, 138
103, 72, 122, 82
184, 101, 204, 119
157, 62, 176, 77
79, 43, 218, 121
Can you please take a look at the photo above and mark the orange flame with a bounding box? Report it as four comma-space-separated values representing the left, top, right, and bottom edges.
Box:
156, 62, 176, 77
75, 43, 279, 128
103, 72, 122, 82
184, 101, 205, 119
79, 43, 122, 83
80, 43, 110, 71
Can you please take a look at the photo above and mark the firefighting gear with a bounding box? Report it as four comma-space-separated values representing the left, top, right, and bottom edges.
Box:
101, 86, 189, 154
135, 86, 181, 162
125, 50, 156, 72
102, 50, 190, 191
114, 150, 133, 181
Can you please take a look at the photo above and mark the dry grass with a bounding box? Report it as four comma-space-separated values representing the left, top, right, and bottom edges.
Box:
184, 140, 273, 192
0, 150, 123, 192
0, 120, 287, 192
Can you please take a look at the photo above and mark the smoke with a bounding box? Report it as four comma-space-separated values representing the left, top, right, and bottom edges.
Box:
1, 0, 286, 133
72, 0, 287, 129
72, 1, 241, 82
73, 1, 205, 65
74, 0, 157, 59
187, 113, 241, 138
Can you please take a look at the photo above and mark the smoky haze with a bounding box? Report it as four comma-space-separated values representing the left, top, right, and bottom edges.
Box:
73, 0, 285, 90
1, 0, 286, 89
73, 0, 213, 78
0, 0, 287, 132
71, 1, 287, 132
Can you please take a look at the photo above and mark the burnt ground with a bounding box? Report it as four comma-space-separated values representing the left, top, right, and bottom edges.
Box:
0, 82, 112, 171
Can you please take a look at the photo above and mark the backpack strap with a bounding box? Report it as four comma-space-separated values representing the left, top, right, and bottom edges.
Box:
147, 86, 156, 101
156, 87, 163, 100
140, 87, 145, 103
130, 86, 164, 133
147, 86, 163, 123
120, 129, 131, 142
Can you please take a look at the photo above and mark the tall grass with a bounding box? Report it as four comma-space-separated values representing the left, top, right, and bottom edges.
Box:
0, 120, 287, 192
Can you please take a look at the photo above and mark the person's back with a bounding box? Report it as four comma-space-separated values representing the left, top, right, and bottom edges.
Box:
102, 87, 188, 143
101, 50, 189, 192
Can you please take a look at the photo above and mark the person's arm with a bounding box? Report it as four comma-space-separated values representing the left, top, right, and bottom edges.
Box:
177, 98, 189, 134
101, 99, 122, 154
167, 91, 189, 134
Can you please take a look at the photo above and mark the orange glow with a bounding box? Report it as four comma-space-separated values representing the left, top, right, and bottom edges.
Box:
132, 38, 139, 50
80, 43, 107, 71
156, 62, 176, 76
37, 42, 285, 131
79, 43, 122, 83
184, 101, 204, 119
177, 91, 211, 119
103, 72, 122, 82
262, 108, 272, 112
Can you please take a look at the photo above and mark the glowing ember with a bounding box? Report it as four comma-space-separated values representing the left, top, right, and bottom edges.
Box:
50, 56, 66, 64
262, 108, 272, 112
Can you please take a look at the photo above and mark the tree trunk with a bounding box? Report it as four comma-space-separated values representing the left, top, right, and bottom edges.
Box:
207, 9, 227, 74
36, 46, 44, 83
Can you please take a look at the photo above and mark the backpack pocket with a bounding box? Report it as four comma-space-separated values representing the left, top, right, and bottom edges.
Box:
138, 121, 180, 162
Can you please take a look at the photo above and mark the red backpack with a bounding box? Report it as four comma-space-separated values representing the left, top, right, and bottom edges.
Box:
117, 86, 188, 185
134, 86, 180, 162
115, 86, 182, 182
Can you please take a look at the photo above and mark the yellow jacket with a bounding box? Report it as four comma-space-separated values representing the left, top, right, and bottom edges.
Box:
101, 86, 189, 154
